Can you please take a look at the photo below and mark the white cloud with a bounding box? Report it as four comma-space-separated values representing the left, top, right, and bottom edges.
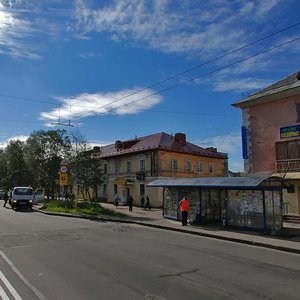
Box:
194, 132, 244, 171
8, 135, 28, 142
212, 78, 272, 93
0, 135, 29, 148
71, 0, 291, 94
73, 0, 283, 57
256, 0, 280, 15
0, 1, 41, 59
79, 52, 100, 59
40, 87, 163, 124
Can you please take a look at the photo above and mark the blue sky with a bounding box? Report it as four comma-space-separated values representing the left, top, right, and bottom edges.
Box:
0, 0, 300, 172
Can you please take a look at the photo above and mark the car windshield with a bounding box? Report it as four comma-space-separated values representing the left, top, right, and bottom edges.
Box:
14, 188, 33, 196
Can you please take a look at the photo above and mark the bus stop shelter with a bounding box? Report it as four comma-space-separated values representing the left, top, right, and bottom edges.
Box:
148, 175, 283, 233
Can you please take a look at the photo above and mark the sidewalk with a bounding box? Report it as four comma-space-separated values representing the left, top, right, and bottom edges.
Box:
35, 203, 300, 254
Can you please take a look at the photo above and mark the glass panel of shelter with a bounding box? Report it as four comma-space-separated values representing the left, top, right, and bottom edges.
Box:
200, 189, 221, 222
163, 188, 179, 219
227, 190, 264, 229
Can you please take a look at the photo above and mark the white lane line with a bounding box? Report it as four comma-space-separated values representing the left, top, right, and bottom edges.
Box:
0, 271, 22, 300
0, 285, 10, 300
0, 250, 46, 300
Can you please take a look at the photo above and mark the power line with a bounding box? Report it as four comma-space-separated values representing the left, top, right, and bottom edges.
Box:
72, 21, 300, 121
0, 94, 58, 105
74, 35, 300, 123
1, 21, 299, 117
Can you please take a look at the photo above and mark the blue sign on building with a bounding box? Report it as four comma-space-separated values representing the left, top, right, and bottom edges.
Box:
280, 125, 300, 139
241, 126, 248, 159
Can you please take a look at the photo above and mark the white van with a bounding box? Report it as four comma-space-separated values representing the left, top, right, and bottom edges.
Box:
10, 187, 34, 210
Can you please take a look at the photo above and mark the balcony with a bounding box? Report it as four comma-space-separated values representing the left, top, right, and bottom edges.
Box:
276, 159, 300, 172
136, 171, 145, 180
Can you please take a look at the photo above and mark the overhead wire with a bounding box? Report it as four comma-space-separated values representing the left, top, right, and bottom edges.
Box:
73, 35, 300, 123
71, 21, 300, 121
0, 22, 299, 128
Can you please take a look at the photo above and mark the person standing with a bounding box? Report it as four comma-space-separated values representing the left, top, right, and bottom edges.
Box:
145, 196, 151, 210
128, 195, 133, 211
3, 191, 8, 207
140, 195, 145, 210
114, 194, 120, 207
179, 196, 189, 226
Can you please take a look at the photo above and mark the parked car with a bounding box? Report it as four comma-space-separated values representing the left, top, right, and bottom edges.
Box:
10, 187, 34, 210
0, 190, 5, 200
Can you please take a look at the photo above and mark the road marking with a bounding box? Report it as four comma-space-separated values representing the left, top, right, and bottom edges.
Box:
0, 271, 22, 300
0, 285, 10, 300
0, 250, 47, 300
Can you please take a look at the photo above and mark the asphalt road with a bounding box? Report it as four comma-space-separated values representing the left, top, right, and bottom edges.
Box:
0, 204, 300, 300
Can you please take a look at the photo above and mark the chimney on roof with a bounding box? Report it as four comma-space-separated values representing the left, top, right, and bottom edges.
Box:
93, 146, 101, 153
175, 133, 186, 146
115, 140, 123, 150
206, 147, 217, 153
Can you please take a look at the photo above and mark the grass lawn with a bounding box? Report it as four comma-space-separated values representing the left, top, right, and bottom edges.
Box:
43, 200, 124, 217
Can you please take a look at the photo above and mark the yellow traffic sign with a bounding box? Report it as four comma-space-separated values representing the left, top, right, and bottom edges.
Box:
59, 172, 68, 186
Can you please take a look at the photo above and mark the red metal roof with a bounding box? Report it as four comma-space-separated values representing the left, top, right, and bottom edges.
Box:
97, 132, 227, 159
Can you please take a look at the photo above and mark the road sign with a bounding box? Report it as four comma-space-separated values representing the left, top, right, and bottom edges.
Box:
59, 172, 68, 186
60, 166, 67, 173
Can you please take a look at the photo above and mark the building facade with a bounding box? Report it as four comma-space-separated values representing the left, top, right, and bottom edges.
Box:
233, 70, 300, 215
94, 132, 228, 207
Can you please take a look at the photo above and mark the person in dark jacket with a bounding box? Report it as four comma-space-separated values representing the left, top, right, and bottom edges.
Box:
128, 195, 133, 211
140, 195, 145, 210
114, 194, 120, 207
3, 191, 8, 207
145, 196, 151, 210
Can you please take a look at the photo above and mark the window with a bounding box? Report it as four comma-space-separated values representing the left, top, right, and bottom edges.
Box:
276, 140, 300, 160
103, 164, 108, 174
297, 103, 300, 122
139, 158, 146, 172
197, 161, 203, 173
103, 184, 107, 196
114, 161, 120, 174
209, 163, 215, 174
126, 161, 132, 173
184, 160, 191, 172
113, 184, 117, 195
170, 159, 177, 172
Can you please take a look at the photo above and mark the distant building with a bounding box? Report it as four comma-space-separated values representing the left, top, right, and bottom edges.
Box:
233, 70, 300, 215
94, 132, 228, 207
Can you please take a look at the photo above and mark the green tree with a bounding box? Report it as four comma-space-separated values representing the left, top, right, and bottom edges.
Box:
69, 130, 103, 201
24, 129, 71, 198
4, 140, 32, 187
0, 149, 9, 190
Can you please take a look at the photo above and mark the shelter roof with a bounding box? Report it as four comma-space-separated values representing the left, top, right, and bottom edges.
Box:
148, 174, 281, 189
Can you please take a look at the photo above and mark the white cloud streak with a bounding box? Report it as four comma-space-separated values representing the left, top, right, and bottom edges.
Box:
40, 87, 163, 123
72, 0, 292, 94
74, 0, 282, 56
0, 1, 41, 59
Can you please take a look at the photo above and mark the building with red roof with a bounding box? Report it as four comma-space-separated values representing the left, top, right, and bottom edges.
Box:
93, 132, 228, 207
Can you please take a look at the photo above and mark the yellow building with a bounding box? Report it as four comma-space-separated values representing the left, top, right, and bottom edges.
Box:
95, 132, 228, 207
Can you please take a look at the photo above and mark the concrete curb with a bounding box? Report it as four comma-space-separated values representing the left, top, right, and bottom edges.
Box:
34, 208, 300, 255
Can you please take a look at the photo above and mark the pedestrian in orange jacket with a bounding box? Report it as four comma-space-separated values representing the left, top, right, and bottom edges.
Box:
179, 197, 189, 226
